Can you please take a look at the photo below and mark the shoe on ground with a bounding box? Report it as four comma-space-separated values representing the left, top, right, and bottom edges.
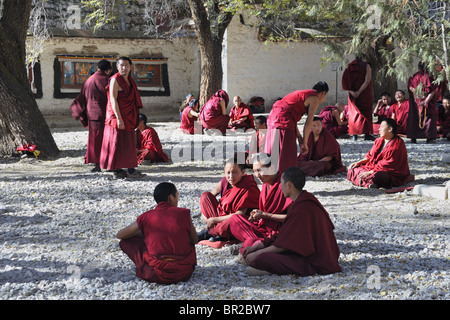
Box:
410, 138, 417, 144
369, 183, 379, 189
113, 170, 128, 179
246, 266, 270, 276
426, 138, 436, 144
352, 135, 358, 141
127, 170, 146, 179
197, 229, 212, 241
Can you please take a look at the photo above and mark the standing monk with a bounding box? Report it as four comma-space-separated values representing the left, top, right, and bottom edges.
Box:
342, 54, 375, 141
197, 156, 260, 243
265, 81, 329, 173
391, 89, 410, 135
199, 90, 230, 135
347, 118, 414, 189
228, 96, 255, 131
70, 59, 113, 172
117, 182, 197, 284
100, 57, 144, 179
242, 167, 341, 277
407, 62, 438, 144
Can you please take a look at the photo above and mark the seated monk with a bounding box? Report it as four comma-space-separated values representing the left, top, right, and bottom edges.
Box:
197, 155, 260, 243
116, 182, 198, 284
245, 115, 267, 167
228, 96, 255, 131
230, 153, 292, 248
241, 166, 341, 276
180, 99, 201, 135
319, 102, 348, 138
136, 114, 169, 165
347, 118, 414, 189
297, 117, 346, 177
373, 92, 394, 133
391, 90, 410, 135
199, 89, 230, 135
437, 96, 450, 141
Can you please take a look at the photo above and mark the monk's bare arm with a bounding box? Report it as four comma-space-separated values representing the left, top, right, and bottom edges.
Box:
116, 221, 142, 239
109, 78, 125, 130
333, 109, 346, 126
206, 209, 247, 228
302, 96, 320, 154
220, 99, 227, 115
210, 180, 222, 196
250, 210, 286, 223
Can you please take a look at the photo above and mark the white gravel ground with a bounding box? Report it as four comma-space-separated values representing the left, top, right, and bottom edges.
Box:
0, 121, 449, 302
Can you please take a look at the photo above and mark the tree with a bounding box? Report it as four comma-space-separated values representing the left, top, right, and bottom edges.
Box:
0, 0, 59, 157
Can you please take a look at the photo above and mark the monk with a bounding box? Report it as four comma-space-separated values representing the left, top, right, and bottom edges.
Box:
228, 96, 255, 131
180, 98, 200, 135
246, 115, 267, 166
373, 92, 393, 133
70, 59, 113, 172
407, 62, 438, 144
391, 90, 410, 135
99, 56, 145, 179
342, 54, 375, 141
199, 89, 230, 135
197, 156, 260, 242
319, 102, 348, 138
179, 93, 194, 119
242, 166, 341, 277
136, 113, 169, 165
230, 153, 292, 248
265, 81, 329, 173
116, 182, 198, 284
437, 96, 450, 140
347, 118, 414, 189
297, 117, 346, 177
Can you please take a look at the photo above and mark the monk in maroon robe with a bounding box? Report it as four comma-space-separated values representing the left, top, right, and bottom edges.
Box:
407, 62, 438, 143
437, 97, 450, 140
70, 59, 112, 172
228, 96, 255, 131
347, 118, 414, 189
246, 116, 267, 166
298, 117, 346, 177
373, 92, 393, 133
230, 153, 292, 249
319, 103, 348, 138
136, 114, 169, 165
117, 182, 197, 284
180, 99, 200, 134
198, 157, 260, 242
342, 54, 375, 141
242, 167, 341, 276
100, 57, 144, 179
265, 81, 329, 173
391, 90, 410, 135
199, 90, 230, 135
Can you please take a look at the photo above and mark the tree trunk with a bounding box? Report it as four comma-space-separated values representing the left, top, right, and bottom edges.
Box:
0, 0, 59, 158
187, 0, 233, 106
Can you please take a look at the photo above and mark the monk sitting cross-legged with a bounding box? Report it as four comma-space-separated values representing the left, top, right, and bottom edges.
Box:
197, 156, 260, 244
136, 113, 169, 165
116, 182, 198, 284
347, 118, 414, 189
297, 116, 346, 177
230, 153, 292, 249
242, 166, 342, 277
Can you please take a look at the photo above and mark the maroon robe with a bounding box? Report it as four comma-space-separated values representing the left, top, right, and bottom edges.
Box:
70, 70, 110, 164
342, 60, 374, 135
297, 128, 346, 176
229, 172, 292, 246
100, 73, 143, 170
266, 90, 318, 172
347, 136, 414, 188
250, 191, 341, 276
373, 103, 394, 133
136, 125, 169, 165
119, 202, 196, 284
319, 105, 348, 138
180, 106, 199, 134
228, 102, 255, 131
437, 107, 450, 139
200, 174, 260, 240
407, 70, 438, 139
392, 100, 410, 135
199, 90, 230, 135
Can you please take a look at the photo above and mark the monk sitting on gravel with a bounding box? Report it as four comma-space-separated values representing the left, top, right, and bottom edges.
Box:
136, 113, 169, 165
347, 118, 414, 189
297, 116, 346, 177
197, 156, 260, 244
117, 182, 197, 284
242, 166, 341, 276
